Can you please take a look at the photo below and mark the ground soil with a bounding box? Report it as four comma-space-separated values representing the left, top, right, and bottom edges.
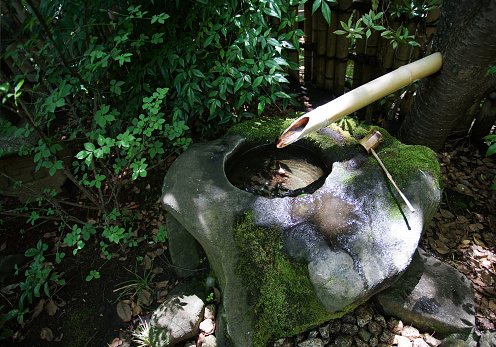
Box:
0, 83, 494, 346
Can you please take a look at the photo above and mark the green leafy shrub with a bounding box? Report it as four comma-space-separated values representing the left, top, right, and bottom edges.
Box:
1, 0, 304, 218
330, 0, 442, 48
0, 0, 304, 327
12, 240, 66, 323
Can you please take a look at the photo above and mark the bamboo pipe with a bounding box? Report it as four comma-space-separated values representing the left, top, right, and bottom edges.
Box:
277, 52, 443, 148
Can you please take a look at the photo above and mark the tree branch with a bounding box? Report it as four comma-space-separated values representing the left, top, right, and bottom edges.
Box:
24, 0, 87, 87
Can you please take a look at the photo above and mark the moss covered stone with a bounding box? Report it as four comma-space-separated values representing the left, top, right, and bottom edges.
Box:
161, 114, 442, 346
229, 115, 441, 189
228, 115, 300, 143
234, 212, 357, 346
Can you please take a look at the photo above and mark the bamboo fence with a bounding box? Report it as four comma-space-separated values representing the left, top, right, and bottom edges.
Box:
293, 0, 443, 124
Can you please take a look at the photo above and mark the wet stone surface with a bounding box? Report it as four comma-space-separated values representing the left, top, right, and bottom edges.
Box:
161, 121, 443, 346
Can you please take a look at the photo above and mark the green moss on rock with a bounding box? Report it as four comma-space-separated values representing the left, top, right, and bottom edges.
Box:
356, 124, 442, 189
227, 116, 441, 345
234, 212, 353, 346
228, 116, 441, 189
228, 115, 300, 143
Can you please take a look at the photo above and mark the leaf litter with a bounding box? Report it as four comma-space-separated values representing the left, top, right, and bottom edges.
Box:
422, 143, 496, 330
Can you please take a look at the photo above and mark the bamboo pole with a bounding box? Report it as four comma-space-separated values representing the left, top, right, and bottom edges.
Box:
353, 24, 366, 88
277, 52, 443, 147
313, 8, 327, 87
333, 0, 352, 95
371, 148, 416, 213
363, 29, 382, 122
378, 16, 401, 116
359, 130, 416, 213
363, 29, 380, 83
423, 5, 441, 54
304, 1, 313, 82
392, 22, 416, 69
380, 20, 400, 72
324, 9, 338, 90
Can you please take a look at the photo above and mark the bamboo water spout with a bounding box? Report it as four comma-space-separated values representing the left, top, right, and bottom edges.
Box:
277, 52, 443, 148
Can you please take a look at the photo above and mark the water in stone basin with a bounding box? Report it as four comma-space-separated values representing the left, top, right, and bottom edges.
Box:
225, 143, 331, 198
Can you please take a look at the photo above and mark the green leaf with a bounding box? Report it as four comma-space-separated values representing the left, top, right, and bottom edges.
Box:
321, 2, 332, 25
486, 66, 496, 76
204, 35, 215, 47
14, 79, 24, 94
312, 0, 322, 14
253, 76, 263, 89
75, 150, 88, 160
25, 247, 39, 258
44, 282, 50, 298
483, 135, 496, 141
191, 69, 205, 78
0, 83, 9, 94
257, 99, 266, 115
84, 142, 95, 152
372, 0, 379, 11
486, 142, 496, 157
234, 77, 244, 93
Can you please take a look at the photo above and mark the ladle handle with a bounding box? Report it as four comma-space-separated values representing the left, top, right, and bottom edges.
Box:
370, 149, 416, 213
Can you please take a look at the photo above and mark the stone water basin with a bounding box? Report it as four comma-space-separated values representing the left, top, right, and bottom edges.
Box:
158, 116, 442, 346
225, 142, 331, 198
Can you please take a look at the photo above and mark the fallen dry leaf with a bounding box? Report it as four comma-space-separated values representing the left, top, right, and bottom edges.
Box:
156, 280, 169, 289
490, 300, 496, 312
109, 337, 124, 347
45, 299, 58, 316
140, 289, 152, 306
149, 248, 164, 258
157, 290, 169, 303
440, 209, 455, 219
40, 327, 53, 341
152, 266, 164, 274
143, 254, 152, 270
54, 332, 64, 342
116, 301, 132, 322
32, 299, 45, 319
436, 247, 451, 255
213, 287, 221, 304
131, 301, 142, 316
1, 283, 19, 295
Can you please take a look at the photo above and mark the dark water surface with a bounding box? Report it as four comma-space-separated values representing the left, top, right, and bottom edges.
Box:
225, 143, 331, 198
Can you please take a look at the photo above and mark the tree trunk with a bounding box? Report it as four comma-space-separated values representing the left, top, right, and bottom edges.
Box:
397, 0, 496, 151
